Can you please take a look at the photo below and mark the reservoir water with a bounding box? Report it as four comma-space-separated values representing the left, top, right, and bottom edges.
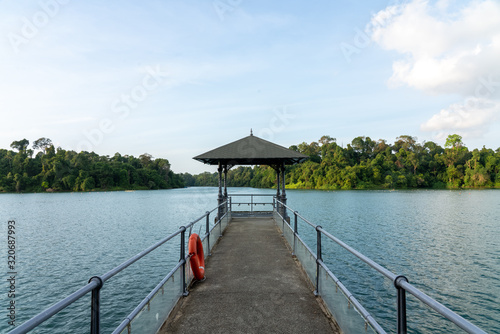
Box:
1, 188, 499, 333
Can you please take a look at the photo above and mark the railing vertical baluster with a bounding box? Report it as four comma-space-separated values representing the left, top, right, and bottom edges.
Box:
206, 211, 211, 256
180, 226, 189, 296
315, 226, 323, 296
89, 276, 103, 334
293, 211, 298, 255
395, 275, 408, 334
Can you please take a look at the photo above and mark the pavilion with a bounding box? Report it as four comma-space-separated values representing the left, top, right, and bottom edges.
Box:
193, 131, 308, 218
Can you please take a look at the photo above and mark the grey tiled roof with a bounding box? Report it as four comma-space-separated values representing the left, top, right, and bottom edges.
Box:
193, 135, 308, 166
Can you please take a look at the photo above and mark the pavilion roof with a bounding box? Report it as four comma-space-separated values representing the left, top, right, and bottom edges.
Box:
193, 134, 308, 166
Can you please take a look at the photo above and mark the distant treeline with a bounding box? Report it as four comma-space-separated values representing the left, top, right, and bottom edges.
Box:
3, 134, 499, 193
181, 134, 500, 190
1, 138, 184, 192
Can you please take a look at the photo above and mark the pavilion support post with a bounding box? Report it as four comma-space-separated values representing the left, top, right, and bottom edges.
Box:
275, 167, 281, 214
223, 164, 228, 215
217, 163, 223, 220
281, 163, 288, 222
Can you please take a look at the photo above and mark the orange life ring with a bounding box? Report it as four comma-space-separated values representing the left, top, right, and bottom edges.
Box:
188, 233, 205, 280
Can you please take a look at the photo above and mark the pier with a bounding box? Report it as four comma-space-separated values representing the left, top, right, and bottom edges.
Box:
9, 134, 489, 334
160, 217, 339, 333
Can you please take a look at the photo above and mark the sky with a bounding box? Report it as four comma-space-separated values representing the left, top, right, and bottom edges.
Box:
1, 0, 499, 174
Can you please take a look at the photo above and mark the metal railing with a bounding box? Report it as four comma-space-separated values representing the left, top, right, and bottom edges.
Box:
273, 199, 487, 334
9, 194, 488, 334
9, 201, 229, 334
228, 193, 275, 214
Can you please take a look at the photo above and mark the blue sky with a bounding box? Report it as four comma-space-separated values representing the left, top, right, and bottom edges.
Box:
1, 0, 499, 174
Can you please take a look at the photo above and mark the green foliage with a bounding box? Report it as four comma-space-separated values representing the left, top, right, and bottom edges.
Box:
10, 139, 30, 154
445, 134, 464, 149
0, 139, 184, 192
186, 134, 500, 190
4, 134, 499, 193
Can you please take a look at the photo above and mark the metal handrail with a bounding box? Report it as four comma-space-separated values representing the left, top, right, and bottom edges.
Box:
271, 201, 385, 332
275, 199, 487, 334
229, 194, 275, 196
11, 194, 487, 334
9, 201, 227, 334
228, 194, 275, 213
8, 280, 100, 334
112, 209, 230, 334
318, 259, 387, 334
111, 261, 184, 334
229, 194, 275, 205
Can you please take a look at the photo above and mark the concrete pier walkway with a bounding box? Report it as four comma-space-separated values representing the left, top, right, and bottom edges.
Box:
160, 217, 339, 334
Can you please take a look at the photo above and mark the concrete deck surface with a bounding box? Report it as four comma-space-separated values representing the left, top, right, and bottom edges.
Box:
160, 217, 339, 334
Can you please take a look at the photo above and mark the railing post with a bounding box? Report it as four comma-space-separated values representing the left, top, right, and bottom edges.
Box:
281, 208, 285, 236
293, 211, 298, 234
251, 195, 253, 213
293, 211, 298, 255
89, 276, 103, 334
206, 211, 211, 256
395, 275, 408, 334
229, 196, 232, 213
315, 226, 322, 296
219, 218, 222, 237
180, 226, 189, 296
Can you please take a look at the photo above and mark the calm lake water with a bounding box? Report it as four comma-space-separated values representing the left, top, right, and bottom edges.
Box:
1, 188, 499, 333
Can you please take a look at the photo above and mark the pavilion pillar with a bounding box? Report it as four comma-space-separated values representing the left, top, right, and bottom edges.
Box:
223, 164, 228, 214
217, 163, 223, 220
275, 167, 281, 212
281, 163, 288, 221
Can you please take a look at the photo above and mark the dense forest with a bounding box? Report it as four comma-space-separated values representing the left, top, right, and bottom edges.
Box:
0, 138, 184, 192
2, 134, 499, 193
182, 134, 500, 190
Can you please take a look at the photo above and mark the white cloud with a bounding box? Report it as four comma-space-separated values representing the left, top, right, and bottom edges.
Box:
369, 0, 500, 139
369, 0, 500, 95
420, 97, 500, 139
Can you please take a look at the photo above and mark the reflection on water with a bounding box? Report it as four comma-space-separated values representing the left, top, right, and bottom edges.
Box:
0, 188, 498, 333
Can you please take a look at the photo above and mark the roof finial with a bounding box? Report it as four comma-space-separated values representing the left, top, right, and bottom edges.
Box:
250, 128, 253, 136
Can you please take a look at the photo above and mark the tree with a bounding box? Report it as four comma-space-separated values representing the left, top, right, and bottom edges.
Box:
33, 137, 53, 153
351, 136, 376, 161
445, 134, 464, 150
139, 153, 153, 168
319, 135, 336, 146
10, 139, 29, 154
395, 135, 417, 152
